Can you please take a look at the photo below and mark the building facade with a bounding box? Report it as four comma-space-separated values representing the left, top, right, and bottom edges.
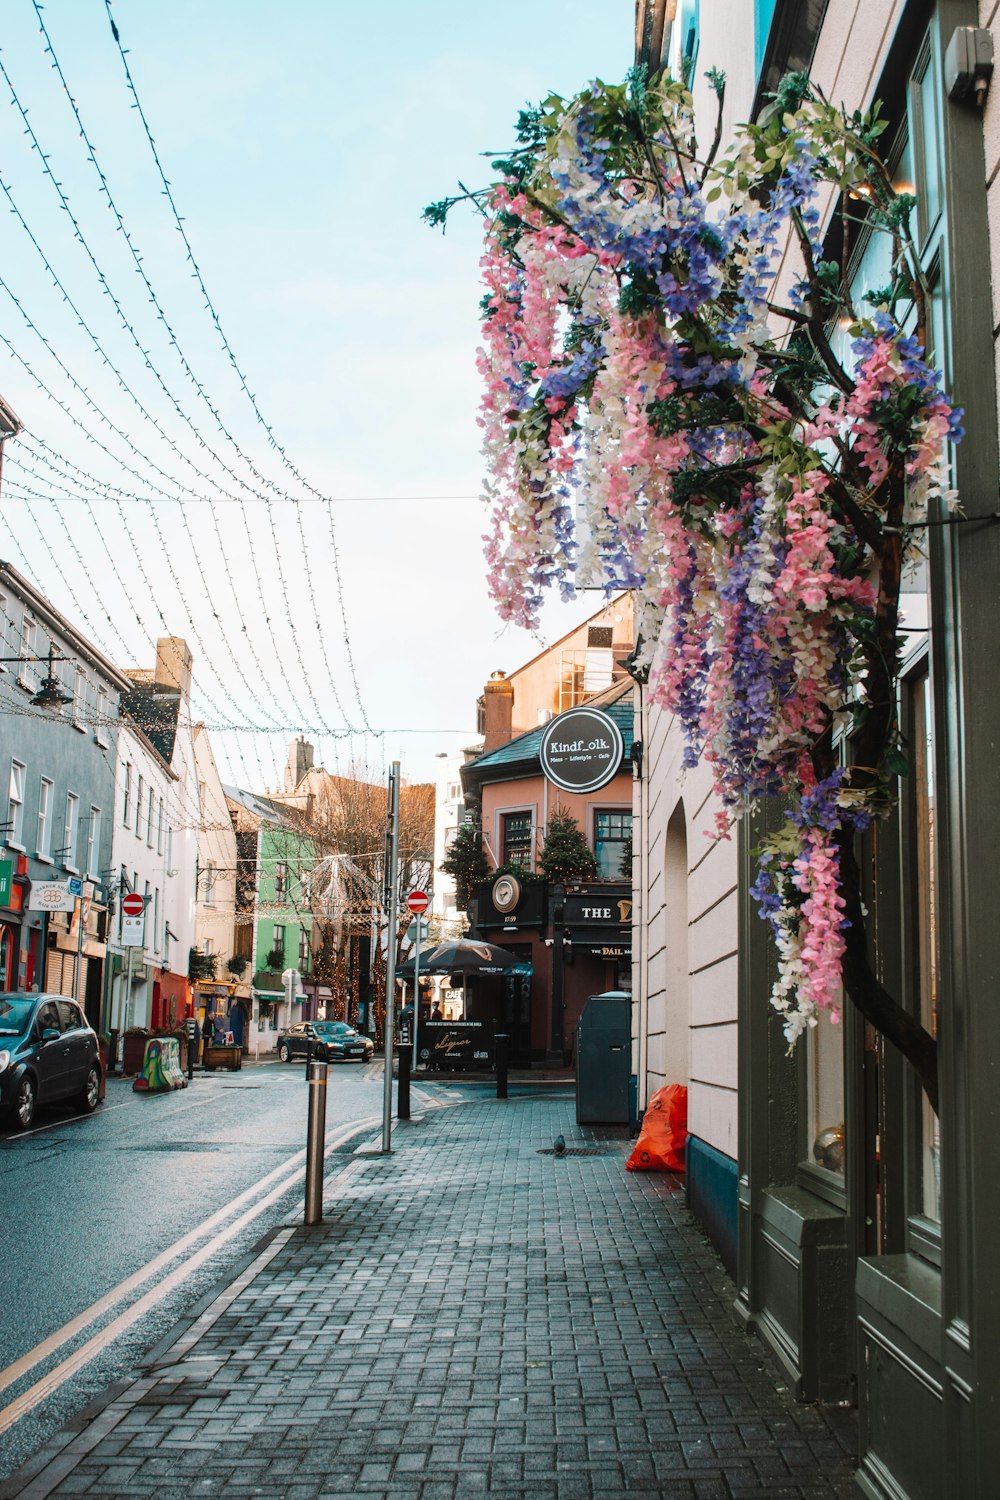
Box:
461, 660, 632, 1068
625, 2, 1000, 1495
0, 561, 131, 1027
226, 785, 317, 1052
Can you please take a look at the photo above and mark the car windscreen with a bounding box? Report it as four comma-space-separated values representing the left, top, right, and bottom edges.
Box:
314, 1023, 356, 1037
0, 997, 34, 1036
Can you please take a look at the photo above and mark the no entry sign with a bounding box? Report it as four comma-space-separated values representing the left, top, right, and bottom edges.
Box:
122, 893, 145, 917
406, 890, 429, 914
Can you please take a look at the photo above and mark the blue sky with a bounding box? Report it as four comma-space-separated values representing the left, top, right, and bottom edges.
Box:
0, 1, 633, 789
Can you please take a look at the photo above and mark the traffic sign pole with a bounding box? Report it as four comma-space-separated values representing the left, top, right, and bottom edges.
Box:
412, 914, 421, 1075
404, 891, 429, 1076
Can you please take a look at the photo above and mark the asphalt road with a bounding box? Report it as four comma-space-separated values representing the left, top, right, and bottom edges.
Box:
0, 1056, 390, 1482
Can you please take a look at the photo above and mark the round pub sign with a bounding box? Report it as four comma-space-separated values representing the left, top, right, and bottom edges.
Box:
540, 706, 624, 794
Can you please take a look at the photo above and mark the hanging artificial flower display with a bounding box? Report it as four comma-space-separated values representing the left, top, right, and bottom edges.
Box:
427, 70, 961, 1109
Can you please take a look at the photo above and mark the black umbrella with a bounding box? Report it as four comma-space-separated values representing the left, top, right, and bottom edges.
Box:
396, 938, 520, 981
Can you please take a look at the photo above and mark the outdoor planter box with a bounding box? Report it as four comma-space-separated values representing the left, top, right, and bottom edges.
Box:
204, 1044, 242, 1072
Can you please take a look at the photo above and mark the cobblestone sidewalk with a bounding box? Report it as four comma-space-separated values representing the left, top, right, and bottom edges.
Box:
4, 1091, 858, 1499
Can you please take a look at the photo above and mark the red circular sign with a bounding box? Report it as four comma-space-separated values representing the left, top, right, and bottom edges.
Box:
122, 893, 145, 917
406, 890, 429, 913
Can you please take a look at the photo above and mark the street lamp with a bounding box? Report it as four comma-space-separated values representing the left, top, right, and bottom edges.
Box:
0, 645, 73, 709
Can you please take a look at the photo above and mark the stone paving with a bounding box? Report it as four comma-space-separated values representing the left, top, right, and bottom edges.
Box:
4, 1090, 859, 1498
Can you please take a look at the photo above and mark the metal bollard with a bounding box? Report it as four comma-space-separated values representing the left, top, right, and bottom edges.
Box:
397, 1043, 411, 1120
304, 1060, 328, 1225
305, 1035, 314, 1078
495, 1032, 509, 1099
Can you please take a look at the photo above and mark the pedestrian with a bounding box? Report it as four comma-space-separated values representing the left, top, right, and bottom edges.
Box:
202, 1011, 215, 1064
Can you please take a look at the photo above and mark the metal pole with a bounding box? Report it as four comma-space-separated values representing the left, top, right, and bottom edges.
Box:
304, 1059, 328, 1224
381, 762, 401, 1154
411, 913, 421, 1074
73, 895, 84, 1005
397, 1041, 411, 1120
496, 1032, 509, 1099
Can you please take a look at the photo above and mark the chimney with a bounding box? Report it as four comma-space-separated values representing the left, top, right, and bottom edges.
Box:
154, 637, 193, 700
482, 670, 514, 753
284, 736, 314, 792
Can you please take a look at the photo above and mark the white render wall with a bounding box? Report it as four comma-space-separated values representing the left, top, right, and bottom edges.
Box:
109, 721, 196, 1029
193, 723, 237, 971
634, 699, 738, 1162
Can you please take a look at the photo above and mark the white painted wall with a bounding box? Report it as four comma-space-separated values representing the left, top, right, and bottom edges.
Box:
193, 723, 238, 974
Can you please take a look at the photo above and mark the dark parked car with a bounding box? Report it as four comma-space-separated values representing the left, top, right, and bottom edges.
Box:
277, 1020, 374, 1064
0, 992, 102, 1131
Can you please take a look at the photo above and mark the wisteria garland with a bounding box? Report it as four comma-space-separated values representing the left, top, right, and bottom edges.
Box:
452, 73, 962, 1044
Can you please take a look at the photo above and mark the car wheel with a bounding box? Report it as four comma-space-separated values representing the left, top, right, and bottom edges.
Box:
278, 1044, 291, 1062
13, 1075, 36, 1131
76, 1065, 101, 1115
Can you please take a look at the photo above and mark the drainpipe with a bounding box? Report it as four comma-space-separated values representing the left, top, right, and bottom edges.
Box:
636, 681, 650, 1110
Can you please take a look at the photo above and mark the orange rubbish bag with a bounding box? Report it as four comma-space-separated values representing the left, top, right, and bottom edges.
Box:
625, 1083, 688, 1172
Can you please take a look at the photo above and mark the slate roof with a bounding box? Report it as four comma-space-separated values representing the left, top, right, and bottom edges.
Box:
224, 784, 303, 829
464, 679, 634, 780
122, 673, 181, 764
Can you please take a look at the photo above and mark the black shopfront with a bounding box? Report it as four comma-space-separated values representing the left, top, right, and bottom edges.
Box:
471, 876, 632, 1065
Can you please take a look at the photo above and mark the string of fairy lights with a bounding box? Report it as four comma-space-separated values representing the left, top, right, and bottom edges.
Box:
0, 0, 484, 795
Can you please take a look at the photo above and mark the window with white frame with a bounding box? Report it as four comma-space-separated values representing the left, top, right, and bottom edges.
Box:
123, 762, 132, 827
86, 807, 100, 877
156, 797, 164, 855
146, 786, 154, 847
204, 861, 216, 906
36, 777, 53, 860
18, 617, 37, 690
153, 886, 161, 953
298, 928, 309, 970
275, 860, 288, 903
73, 665, 87, 727
63, 792, 79, 869
135, 774, 144, 837
95, 686, 109, 747
8, 760, 25, 847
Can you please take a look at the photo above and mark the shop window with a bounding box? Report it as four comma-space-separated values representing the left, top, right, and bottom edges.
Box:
910, 663, 941, 1228
805, 1004, 846, 1182
501, 811, 533, 869
594, 810, 632, 881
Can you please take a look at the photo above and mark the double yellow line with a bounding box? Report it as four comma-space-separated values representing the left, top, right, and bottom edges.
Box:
0, 1111, 382, 1437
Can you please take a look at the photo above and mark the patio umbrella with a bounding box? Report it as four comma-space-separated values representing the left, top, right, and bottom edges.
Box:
396, 938, 521, 980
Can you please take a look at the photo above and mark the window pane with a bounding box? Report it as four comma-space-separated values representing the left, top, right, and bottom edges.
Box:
502, 812, 533, 869
594, 810, 632, 880
912, 670, 941, 1222
807, 1005, 845, 1177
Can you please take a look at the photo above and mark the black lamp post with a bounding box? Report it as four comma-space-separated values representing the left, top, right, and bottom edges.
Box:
0, 645, 73, 709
